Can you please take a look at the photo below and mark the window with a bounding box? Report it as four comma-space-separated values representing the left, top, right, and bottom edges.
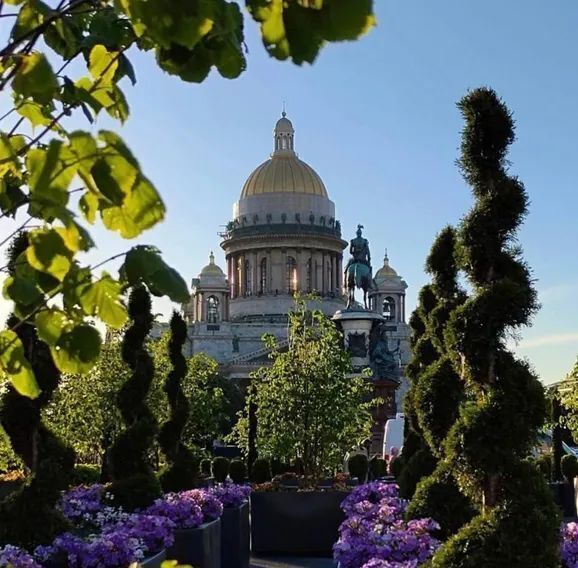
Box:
286, 256, 297, 294
244, 260, 251, 295
383, 297, 396, 321
260, 258, 267, 293
207, 296, 219, 323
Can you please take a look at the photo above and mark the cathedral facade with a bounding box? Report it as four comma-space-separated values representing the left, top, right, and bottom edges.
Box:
181, 114, 411, 413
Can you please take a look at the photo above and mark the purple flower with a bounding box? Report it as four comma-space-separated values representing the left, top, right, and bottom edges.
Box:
179, 489, 223, 522
0, 545, 42, 568
102, 513, 174, 555
145, 494, 204, 529
58, 485, 105, 524
35, 531, 145, 568
561, 522, 578, 568
334, 482, 439, 568
211, 482, 251, 508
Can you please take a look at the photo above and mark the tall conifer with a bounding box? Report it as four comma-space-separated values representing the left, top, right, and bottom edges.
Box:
159, 311, 199, 491
109, 286, 162, 509
0, 233, 75, 547
432, 88, 559, 567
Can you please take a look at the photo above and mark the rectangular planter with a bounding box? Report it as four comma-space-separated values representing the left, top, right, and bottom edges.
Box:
167, 518, 221, 568
221, 502, 250, 568
141, 548, 166, 568
250, 491, 347, 556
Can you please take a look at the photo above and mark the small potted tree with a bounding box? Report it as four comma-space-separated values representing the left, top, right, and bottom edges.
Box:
231, 298, 375, 556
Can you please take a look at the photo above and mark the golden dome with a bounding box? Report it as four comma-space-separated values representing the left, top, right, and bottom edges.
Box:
200, 252, 224, 276
241, 156, 328, 198
375, 251, 398, 279
240, 112, 328, 198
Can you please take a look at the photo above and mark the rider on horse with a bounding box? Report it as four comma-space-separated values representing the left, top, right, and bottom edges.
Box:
344, 225, 374, 309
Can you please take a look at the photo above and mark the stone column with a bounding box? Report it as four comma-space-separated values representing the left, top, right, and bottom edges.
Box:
240, 254, 246, 296
267, 249, 272, 293
331, 253, 337, 294
282, 249, 287, 294
199, 292, 205, 321
253, 251, 258, 296
321, 251, 326, 294
296, 248, 303, 292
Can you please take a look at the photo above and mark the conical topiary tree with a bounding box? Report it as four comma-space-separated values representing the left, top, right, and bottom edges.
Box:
406, 227, 475, 538
395, 286, 437, 498
159, 311, 199, 491
109, 285, 162, 510
0, 232, 75, 548
431, 88, 559, 567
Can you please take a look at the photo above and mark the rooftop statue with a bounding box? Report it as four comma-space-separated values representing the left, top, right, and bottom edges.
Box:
344, 225, 374, 309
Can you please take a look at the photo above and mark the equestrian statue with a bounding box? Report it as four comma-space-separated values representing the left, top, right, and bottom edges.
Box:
344, 224, 374, 309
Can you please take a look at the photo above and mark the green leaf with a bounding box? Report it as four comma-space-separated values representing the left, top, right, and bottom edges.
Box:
2, 274, 42, 306
79, 273, 127, 328
79, 191, 99, 224
321, 0, 376, 41
35, 308, 69, 345
0, 330, 40, 398
56, 220, 94, 253
68, 131, 99, 172
16, 99, 53, 127
89, 44, 119, 84
12, 52, 58, 105
26, 228, 73, 281
121, 245, 189, 302
0, 133, 25, 178
44, 14, 83, 59
51, 324, 102, 374
26, 140, 75, 215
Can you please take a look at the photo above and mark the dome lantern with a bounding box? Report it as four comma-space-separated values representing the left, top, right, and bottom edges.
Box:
273, 111, 295, 155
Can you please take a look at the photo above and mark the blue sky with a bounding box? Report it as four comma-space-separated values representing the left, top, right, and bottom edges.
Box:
2, 0, 578, 383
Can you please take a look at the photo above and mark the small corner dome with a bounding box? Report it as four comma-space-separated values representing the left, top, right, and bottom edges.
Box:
375, 251, 399, 280
200, 252, 225, 277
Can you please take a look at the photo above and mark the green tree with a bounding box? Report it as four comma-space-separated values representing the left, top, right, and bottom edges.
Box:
231, 298, 374, 480
108, 285, 161, 510
431, 88, 559, 567
158, 311, 199, 492
0, 233, 75, 548
405, 227, 475, 539
0, 0, 375, 397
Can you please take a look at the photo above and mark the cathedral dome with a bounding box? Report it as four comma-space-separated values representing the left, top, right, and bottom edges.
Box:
240, 112, 328, 198
375, 252, 399, 280
241, 157, 327, 198
200, 252, 225, 277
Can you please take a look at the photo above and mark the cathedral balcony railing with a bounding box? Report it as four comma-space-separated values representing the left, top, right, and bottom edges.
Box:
219, 222, 343, 242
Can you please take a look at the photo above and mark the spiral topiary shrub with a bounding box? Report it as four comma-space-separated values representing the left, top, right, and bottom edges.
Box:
251, 457, 271, 484
369, 456, 387, 480
201, 458, 212, 477
431, 88, 559, 567
0, 233, 76, 548
159, 312, 198, 492
561, 454, 578, 483
212, 456, 230, 483
229, 459, 247, 483
348, 454, 368, 483
108, 286, 162, 510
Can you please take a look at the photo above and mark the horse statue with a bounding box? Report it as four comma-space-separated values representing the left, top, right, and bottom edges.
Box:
344, 225, 374, 310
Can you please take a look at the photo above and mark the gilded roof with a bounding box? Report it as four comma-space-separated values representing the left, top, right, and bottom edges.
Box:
375, 252, 399, 280
200, 252, 225, 277
241, 155, 328, 198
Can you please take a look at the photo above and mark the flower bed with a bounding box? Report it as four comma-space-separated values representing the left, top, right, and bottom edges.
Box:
0, 483, 229, 567
333, 482, 440, 568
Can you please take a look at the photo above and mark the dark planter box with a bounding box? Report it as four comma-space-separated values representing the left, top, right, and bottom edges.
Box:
221, 502, 250, 568
549, 481, 577, 517
250, 491, 347, 556
141, 548, 166, 568
168, 519, 221, 568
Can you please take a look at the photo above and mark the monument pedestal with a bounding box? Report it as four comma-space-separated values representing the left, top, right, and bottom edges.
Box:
333, 308, 401, 455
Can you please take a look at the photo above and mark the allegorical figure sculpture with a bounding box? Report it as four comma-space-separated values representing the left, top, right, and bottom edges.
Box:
344, 224, 373, 309
369, 322, 401, 378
